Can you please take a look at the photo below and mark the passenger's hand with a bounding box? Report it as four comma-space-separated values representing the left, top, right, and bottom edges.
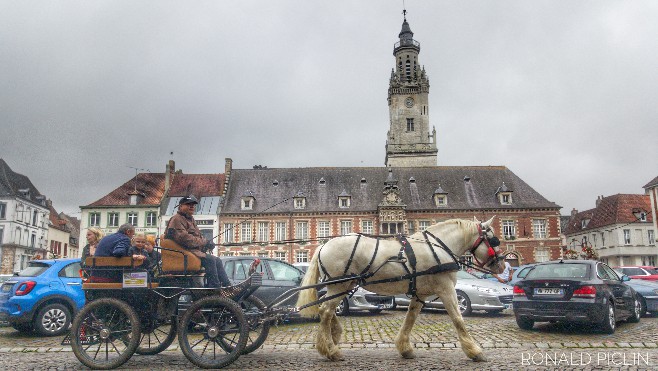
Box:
132, 255, 145, 261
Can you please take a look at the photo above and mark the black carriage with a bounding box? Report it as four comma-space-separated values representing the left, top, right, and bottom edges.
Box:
70, 240, 271, 369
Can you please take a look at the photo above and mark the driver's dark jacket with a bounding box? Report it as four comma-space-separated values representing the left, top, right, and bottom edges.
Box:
167, 211, 207, 258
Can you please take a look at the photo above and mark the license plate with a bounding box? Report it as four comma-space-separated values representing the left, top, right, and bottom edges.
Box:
534, 288, 563, 295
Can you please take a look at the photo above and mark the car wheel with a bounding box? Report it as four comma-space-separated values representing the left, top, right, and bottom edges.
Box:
628, 296, 641, 323
35, 303, 71, 337
11, 322, 34, 333
335, 298, 349, 316
638, 296, 647, 317
600, 301, 616, 334
516, 316, 534, 330
456, 290, 472, 316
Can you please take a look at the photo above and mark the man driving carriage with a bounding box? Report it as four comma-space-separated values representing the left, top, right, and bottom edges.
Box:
166, 195, 231, 288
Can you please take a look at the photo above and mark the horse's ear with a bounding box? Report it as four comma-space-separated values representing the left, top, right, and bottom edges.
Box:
482, 216, 496, 229
473, 216, 480, 223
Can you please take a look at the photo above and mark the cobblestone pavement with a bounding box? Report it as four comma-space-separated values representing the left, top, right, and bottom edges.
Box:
2, 309, 658, 370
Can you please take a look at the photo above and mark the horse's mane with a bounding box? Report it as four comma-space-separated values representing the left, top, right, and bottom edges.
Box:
418, 219, 479, 247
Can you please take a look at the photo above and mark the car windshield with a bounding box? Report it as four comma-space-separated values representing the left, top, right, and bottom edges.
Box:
525, 263, 589, 279
517, 267, 533, 279
456, 270, 480, 279
644, 267, 658, 275
17, 262, 51, 277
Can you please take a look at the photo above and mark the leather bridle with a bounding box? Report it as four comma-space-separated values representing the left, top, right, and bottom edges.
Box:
469, 224, 504, 269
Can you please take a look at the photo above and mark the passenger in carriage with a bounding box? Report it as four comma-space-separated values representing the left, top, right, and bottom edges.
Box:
144, 235, 161, 269
128, 233, 151, 267
92, 223, 135, 281
166, 195, 231, 288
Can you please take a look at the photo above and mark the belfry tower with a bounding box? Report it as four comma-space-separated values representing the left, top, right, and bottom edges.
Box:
385, 12, 438, 167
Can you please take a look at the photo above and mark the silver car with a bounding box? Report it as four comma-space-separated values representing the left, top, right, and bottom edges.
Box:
293, 263, 395, 316
394, 270, 513, 316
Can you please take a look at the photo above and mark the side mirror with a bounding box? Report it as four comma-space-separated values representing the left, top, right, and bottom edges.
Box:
621, 275, 631, 282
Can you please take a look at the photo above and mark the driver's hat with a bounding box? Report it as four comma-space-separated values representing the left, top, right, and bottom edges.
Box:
178, 195, 199, 206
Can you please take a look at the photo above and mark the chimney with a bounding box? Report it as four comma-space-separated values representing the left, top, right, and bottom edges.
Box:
223, 158, 233, 197
595, 195, 603, 207
571, 208, 578, 217
165, 160, 175, 194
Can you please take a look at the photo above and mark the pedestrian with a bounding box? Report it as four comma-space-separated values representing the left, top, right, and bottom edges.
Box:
165, 195, 230, 288
494, 260, 514, 284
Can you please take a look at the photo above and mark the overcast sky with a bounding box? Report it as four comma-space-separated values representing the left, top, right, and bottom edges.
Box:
1, 0, 657, 217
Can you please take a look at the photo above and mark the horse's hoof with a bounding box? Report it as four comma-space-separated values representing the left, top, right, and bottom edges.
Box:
328, 351, 344, 361
472, 353, 488, 362
401, 350, 416, 359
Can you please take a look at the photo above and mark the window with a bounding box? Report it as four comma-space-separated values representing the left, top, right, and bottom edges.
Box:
146, 212, 157, 227
601, 231, 606, 247
407, 221, 415, 234
340, 220, 352, 235
30, 233, 36, 248
269, 260, 301, 281
241, 222, 252, 243
502, 220, 515, 239
499, 193, 512, 205
623, 229, 631, 245
0, 228, 3, 245
581, 219, 589, 229
223, 223, 234, 243
535, 248, 549, 262
275, 222, 286, 241
257, 221, 269, 242
0, 202, 5, 219
295, 221, 309, 240
59, 262, 82, 278
649, 230, 655, 245
274, 251, 287, 261
241, 196, 254, 210
296, 250, 309, 263
419, 220, 431, 231
339, 197, 350, 208
381, 222, 403, 235
294, 197, 305, 209
258, 251, 269, 257
317, 221, 330, 238
406, 118, 414, 131
32, 210, 38, 226
200, 229, 213, 244
434, 195, 447, 207
108, 212, 119, 227
361, 220, 373, 235
640, 212, 647, 222
127, 212, 138, 227
532, 219, 547, 239
89, 212, 100, 227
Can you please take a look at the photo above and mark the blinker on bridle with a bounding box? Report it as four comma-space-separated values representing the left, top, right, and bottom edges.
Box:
470, 224, 503, 268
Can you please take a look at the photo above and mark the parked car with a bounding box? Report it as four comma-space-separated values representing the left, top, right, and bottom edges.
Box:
613, 269, 658, 316
614, 266, 658, 281
221, 256, 394, 316
0, 258, 85, 336
394, 270, 513, 316
513, 260, 641, 334
293, 262, 310, 274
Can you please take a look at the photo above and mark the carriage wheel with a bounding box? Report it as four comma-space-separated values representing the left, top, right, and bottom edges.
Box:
178, 296, 248, 369
135, 315, 177, 355
236, 296, 270, 354
71, 298, 141, 370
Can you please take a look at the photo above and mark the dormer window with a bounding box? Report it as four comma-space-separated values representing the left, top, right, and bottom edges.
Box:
581, 219, 590, 229
496, 182, 513, 205
293, 192, 306, 209
18, 188, 31, 199
319, 177, 326, 185
241, 192, 255, 211
433, 184, 448, 208
632, 209, 648, 222
338, 190, 351, 208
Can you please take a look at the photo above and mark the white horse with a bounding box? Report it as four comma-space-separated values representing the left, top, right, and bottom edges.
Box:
296, 217, 505, 362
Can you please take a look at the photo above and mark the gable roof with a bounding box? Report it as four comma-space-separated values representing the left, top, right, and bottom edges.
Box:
563, 194, 652, 235
84, 173, 166, 207
222, 166, 559, 214
644, 175, 658, 189
167, 173, 225, 197
0, 158, 45, 203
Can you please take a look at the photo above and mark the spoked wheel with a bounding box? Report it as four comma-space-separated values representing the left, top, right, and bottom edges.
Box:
237, 296, 271, 354
178, 296, 248, 369
136, 316, 177, 355
71, 298, 141, 370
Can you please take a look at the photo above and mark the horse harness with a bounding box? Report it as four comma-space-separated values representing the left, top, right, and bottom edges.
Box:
316, 225, 501, 303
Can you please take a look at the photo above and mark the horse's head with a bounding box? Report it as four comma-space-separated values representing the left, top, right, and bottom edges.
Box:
469, 216, 506, 274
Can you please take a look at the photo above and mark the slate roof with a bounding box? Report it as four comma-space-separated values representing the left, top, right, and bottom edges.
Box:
0, 158, 45, 202
562, 194, 652, 235
644, 175, 658, 189
222, 166, 559, 214
85, 173, 166, 207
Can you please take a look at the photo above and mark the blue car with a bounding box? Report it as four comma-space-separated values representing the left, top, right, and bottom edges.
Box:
0, 258, 85, 336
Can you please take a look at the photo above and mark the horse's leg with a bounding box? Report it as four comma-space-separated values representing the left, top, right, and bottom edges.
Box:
316, 296, 345, 361
395, 297, 423, 359
330, 312, 343, 345
438, 288, 487, 362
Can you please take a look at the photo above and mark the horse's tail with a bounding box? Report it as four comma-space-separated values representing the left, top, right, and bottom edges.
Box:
296, 249, 321, 318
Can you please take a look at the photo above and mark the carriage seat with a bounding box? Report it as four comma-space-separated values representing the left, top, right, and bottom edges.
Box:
84, 256, 145, 268
159, 239, 203, 274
